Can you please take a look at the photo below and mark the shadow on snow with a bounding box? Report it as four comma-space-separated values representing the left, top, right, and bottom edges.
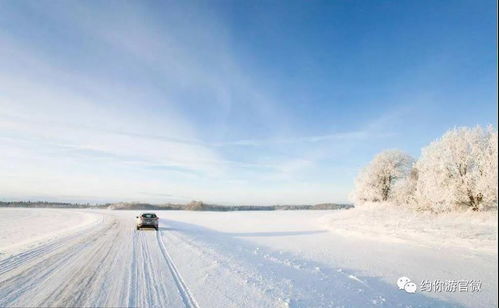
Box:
159, 218, 463, 308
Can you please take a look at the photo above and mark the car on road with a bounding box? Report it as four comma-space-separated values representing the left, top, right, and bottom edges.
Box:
136, 213, 159, 230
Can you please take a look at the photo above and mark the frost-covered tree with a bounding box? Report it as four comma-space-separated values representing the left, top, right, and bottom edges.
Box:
415, 126, 498, 212
352, 150, 415, 205
392, 167, 419, 206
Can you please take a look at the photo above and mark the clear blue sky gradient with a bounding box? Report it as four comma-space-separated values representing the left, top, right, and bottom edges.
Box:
0, 1, 496, 204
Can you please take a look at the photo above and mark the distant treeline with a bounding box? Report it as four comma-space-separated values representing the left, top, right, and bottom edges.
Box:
0, 200, 353, 211
0, 201, 107, 209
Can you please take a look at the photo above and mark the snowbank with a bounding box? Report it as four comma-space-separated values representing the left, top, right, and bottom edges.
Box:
321, 204, 497, 253
0, 208, 102, 257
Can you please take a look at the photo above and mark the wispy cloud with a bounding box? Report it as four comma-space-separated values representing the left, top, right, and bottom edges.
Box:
211, 130, 391, 147
0, 2, 414, 204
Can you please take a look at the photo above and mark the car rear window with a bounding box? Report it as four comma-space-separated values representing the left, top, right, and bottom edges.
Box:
142, 214, 157, 218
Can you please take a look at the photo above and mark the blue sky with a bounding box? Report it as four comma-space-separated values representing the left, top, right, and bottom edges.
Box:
0, 1, 496, 204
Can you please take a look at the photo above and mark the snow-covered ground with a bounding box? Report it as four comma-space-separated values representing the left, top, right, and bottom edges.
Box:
0, 208, 102, 257
0, 208, 496, 307
321, 205, 497, 252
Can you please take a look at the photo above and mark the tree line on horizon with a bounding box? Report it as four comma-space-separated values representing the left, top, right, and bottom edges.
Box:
0, 200, 353, 211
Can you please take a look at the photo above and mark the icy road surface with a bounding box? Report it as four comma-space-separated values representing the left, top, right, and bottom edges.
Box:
0, 209, 496, 307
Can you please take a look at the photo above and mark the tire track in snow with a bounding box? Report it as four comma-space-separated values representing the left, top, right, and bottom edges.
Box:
138, 232, 157, 305
157, 230, 199, 308
0, 218, 116, 306
0, 240, 92, 307
1, 213, 191, 307
42, 220, 122, 307
128, 227, 139, 307
158, 224, 281, 308
0, 220, 104, 276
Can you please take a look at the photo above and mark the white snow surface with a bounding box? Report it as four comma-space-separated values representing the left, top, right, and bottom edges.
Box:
0, 208, 496, 308
0, 208, 102, 256
321, 205, 498, 252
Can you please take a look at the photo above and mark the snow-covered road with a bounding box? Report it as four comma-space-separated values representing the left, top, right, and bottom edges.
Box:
0, 209, 496, 307
0, 211, 194, 307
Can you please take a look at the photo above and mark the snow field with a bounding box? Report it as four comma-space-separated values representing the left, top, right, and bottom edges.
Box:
321, 205, 497, 252
0, 209, 496, 307
0, 208, 102, 257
